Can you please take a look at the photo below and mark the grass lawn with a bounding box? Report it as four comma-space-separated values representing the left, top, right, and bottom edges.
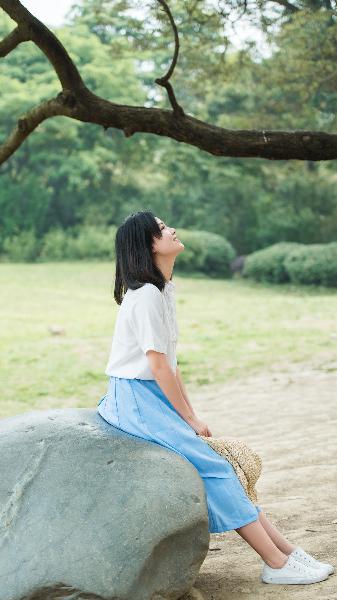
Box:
1, 262, 336, 418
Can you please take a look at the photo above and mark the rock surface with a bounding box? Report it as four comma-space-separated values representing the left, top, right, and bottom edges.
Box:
0, 408, 210, 600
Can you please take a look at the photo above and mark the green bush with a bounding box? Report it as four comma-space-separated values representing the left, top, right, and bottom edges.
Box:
242, 242, 301, 283
1, 226, 118, 262
67, 226, 117, 260
1, 230, 41, 262
284, 242, 337, 287
39, 226, 117, 261
39, 229, 72, 261
175, 229, 236, 278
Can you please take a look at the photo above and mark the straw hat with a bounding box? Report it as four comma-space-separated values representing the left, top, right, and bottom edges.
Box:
199, 435, 262, 503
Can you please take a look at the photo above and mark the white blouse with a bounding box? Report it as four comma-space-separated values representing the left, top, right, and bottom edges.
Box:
105, 280, 179, 379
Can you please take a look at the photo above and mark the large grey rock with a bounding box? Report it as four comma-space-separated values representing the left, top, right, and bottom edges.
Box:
0, 409, 210, 600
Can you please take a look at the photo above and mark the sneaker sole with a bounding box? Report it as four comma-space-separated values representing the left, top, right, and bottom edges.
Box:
261, 572, 329, 585
296, 565, 333, 577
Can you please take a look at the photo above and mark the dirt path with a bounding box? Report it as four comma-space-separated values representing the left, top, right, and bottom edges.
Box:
187, 353, 337, 599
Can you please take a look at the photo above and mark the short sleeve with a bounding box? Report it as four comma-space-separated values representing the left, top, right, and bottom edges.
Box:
130, 285, 169, 355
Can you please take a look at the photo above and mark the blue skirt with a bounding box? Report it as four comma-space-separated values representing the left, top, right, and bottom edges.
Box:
97, 376, 262, 534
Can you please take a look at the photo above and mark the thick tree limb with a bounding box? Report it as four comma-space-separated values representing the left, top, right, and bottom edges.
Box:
74, 93, 337, 160
0, 95, 74, 164
0, 0, 337, 164
0, 26, 29, 57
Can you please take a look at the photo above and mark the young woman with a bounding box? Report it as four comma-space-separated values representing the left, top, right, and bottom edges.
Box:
97, 210, 333, 585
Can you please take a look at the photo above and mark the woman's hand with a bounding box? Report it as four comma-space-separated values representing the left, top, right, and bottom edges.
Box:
187, 416, 212, 437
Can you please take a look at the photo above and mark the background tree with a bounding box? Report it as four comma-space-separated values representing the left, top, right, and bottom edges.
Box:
0, 1, 336, 255
0, 0, 337, 162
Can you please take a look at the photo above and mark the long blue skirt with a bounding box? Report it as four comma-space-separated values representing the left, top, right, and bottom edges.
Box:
97, 376, 262, 534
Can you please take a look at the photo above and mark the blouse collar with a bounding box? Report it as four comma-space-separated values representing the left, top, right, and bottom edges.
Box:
164, 280, 175, 291
163, 281, 175, 298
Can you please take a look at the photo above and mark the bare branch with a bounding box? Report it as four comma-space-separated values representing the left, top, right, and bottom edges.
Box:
267, 0, 300, 13
0, 26, 29, 57
0, 0, 85, 90
154, 0, 185, 117
65, 89, 337, 161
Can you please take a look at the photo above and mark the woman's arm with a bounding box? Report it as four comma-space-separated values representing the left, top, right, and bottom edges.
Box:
146, 352, 194, 422
147, 352, 212, 436
175, 364, 197, 418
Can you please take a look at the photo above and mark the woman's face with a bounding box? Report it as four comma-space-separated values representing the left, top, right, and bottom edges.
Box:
152, 217, 184, 256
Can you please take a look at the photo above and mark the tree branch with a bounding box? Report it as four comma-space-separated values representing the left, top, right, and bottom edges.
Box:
0, 0, 337, 164
267, 0, 300, 13
64, 90, 337, 161
0, 26, 29, 57
154, 0, 185, 117
0, 95, 74, 164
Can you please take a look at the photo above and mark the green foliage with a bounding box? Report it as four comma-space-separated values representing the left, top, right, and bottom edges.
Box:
284, 242, 337, 287
243, 241, 337, 287
1, 226, 118, 262
0, 224, 235, 277
256, 11, 337, 131
38, 229, 72, 261
40, 226, 118, 261
243, 242, 302, 283
1, 5, 337, 257
175, 229, 236, 277
2, 230, 42, 262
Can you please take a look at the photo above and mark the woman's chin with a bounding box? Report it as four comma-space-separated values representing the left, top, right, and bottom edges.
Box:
171, 240, 185, 256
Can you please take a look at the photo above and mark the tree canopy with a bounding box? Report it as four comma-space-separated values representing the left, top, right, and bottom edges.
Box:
1, 1, 336, 254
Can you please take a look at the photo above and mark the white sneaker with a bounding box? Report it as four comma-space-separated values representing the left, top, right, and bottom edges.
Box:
290, 546, 334, 576
261, 554, 329, 584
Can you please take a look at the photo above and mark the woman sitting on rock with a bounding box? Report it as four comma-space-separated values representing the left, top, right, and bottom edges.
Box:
97, 210, 333, 586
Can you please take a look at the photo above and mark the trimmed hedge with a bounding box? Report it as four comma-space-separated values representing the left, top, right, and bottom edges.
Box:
243, 241, 337, 287
173, 229, 236, 278
284, 242, 337, 287
242, 242, 301, 283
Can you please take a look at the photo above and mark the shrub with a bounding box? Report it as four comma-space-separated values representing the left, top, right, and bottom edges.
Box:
39, 226, 117, 261
242, 242, 301, 283
1, 230, 41, 262
284, 242, 337, 287
39, 229, 72, 261
63, 226, 117, 260
175, 229, 236, 278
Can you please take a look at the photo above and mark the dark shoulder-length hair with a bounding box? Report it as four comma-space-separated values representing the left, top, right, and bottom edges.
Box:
113, 210, 171, 305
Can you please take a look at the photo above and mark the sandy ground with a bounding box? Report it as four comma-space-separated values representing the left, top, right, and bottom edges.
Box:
184, 352, 337, 600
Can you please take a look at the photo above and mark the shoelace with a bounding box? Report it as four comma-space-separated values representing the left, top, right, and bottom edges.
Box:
289, 558, 315, 573
297, 553, 320, 567
292, 549, 323, 569
268, 558, 311, 573
298, 555, 313, 565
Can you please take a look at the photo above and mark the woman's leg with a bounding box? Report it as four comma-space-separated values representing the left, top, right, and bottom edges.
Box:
235, 518, 289, 568
257, 510, 296, 555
